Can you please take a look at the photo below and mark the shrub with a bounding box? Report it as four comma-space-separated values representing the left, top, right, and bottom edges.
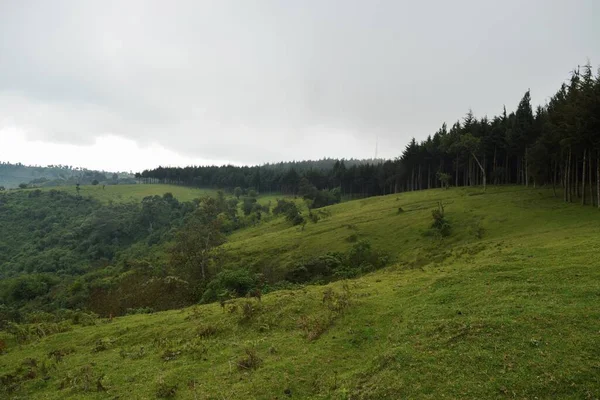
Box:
238, 301, 260, 323
237, 347, 262, 370
197, 324, 218, 339
156, 381, 177, 398
201, 269, 259, 303
285, 253, 344, 283
297, 315, 333, 341
346, 240, 388, 272
430, 201, 451, 237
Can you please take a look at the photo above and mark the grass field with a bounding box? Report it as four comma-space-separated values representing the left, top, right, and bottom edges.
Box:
36, 184, 286, 206
37, 184, 216, 204
1, 186, 599, 399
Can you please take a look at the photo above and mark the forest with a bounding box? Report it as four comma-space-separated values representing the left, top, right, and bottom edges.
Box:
140, 64, 600, 205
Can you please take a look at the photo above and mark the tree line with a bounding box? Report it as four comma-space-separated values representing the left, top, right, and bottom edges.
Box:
138, 63, 600, 206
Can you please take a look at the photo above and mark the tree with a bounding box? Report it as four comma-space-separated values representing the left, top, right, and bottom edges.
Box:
234, 187, 242, 199
460, 133, 487, 192
91, 179, 99, 186
169, 198, 225, 281
18, 183, 27, 189
436, 172, 450, 189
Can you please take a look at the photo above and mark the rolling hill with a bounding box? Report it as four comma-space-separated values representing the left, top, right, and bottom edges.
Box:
1, 186, 599, 398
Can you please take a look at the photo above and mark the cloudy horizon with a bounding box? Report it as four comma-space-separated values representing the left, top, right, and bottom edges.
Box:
1, 0, 598, 172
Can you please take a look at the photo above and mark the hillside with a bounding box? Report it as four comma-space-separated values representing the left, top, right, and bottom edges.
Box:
1, 186, 599, 399
0, 163, 135, 189
39, 184, 218, 204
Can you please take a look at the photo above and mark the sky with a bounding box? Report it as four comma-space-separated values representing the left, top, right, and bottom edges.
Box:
0, 0, 598, 172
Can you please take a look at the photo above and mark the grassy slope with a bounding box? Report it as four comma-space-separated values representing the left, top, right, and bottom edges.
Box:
2, 186, 600, 399
36, 184, 280, 206
38, 184, 217, 204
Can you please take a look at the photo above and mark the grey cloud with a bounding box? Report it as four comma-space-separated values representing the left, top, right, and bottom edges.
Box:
1, 0, 599, 166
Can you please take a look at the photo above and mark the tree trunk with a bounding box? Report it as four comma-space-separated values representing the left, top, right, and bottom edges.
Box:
493, 147, 497, 185
552, 159, 557, 198
589, 150, 594, 206
568, 149, 573, 202
575, 155, 579, 200
471, 152, 486, 192
455, 153, 459, 187
505, 153, 509, 184
564, 155, 568, 202
597, 151, 599, 210
525, 148, 529, 187
582, 149, 587, 205
427, 164, 431, 189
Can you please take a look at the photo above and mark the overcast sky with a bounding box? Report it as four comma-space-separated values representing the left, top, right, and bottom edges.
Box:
1, 0, 598, 171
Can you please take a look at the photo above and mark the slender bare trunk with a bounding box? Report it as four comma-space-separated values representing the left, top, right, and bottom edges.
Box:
589, 150, 593, 206
427, 164, 431, 189
525, 148, 529, 187
552, 159, 557, 197
582, 149, 587, 205
455, 153, 459, 187
493, 147, 497, 185
471, 152, 486, 192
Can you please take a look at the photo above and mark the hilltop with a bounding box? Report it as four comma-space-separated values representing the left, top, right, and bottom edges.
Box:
1, 186, 599, 398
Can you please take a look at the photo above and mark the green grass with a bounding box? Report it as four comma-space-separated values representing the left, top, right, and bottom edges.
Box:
37, 184, 217, 204
2, 186, 600, 399
36, 184, 288, 206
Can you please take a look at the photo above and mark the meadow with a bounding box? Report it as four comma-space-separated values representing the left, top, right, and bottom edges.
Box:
38, 184, 217, 204
1, 186, 599, 399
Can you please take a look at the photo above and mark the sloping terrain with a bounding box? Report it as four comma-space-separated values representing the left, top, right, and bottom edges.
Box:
38, 184, 217, 204
1, 187, 599, 399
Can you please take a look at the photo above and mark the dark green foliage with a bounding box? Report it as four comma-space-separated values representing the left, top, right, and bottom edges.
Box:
273, 199, 304, 225
0, 190, 232, 320
242, 196, 257, 216
201, 269, 260, 303
285, 242, 388, 284
286, 254, 344, 283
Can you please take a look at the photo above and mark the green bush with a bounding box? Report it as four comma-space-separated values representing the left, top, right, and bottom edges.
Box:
201, 269, 260, 303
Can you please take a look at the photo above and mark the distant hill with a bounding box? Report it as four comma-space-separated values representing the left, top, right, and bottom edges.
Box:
0, 162, 136, 189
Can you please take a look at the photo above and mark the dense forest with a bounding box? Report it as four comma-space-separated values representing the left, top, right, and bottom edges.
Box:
0, 184, 367, 325
0, 162, 136, 189
140, 64, 600, 206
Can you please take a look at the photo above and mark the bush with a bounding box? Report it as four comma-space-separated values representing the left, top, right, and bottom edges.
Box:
237, 347, 262, 370
286, 254, 343, 283
242, 197, 257, 216
346, 240, 388, 272
201, 269, 259, 303
430, 201, 451, 237
285, 243, 388, 284
272, 199, 297, 216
